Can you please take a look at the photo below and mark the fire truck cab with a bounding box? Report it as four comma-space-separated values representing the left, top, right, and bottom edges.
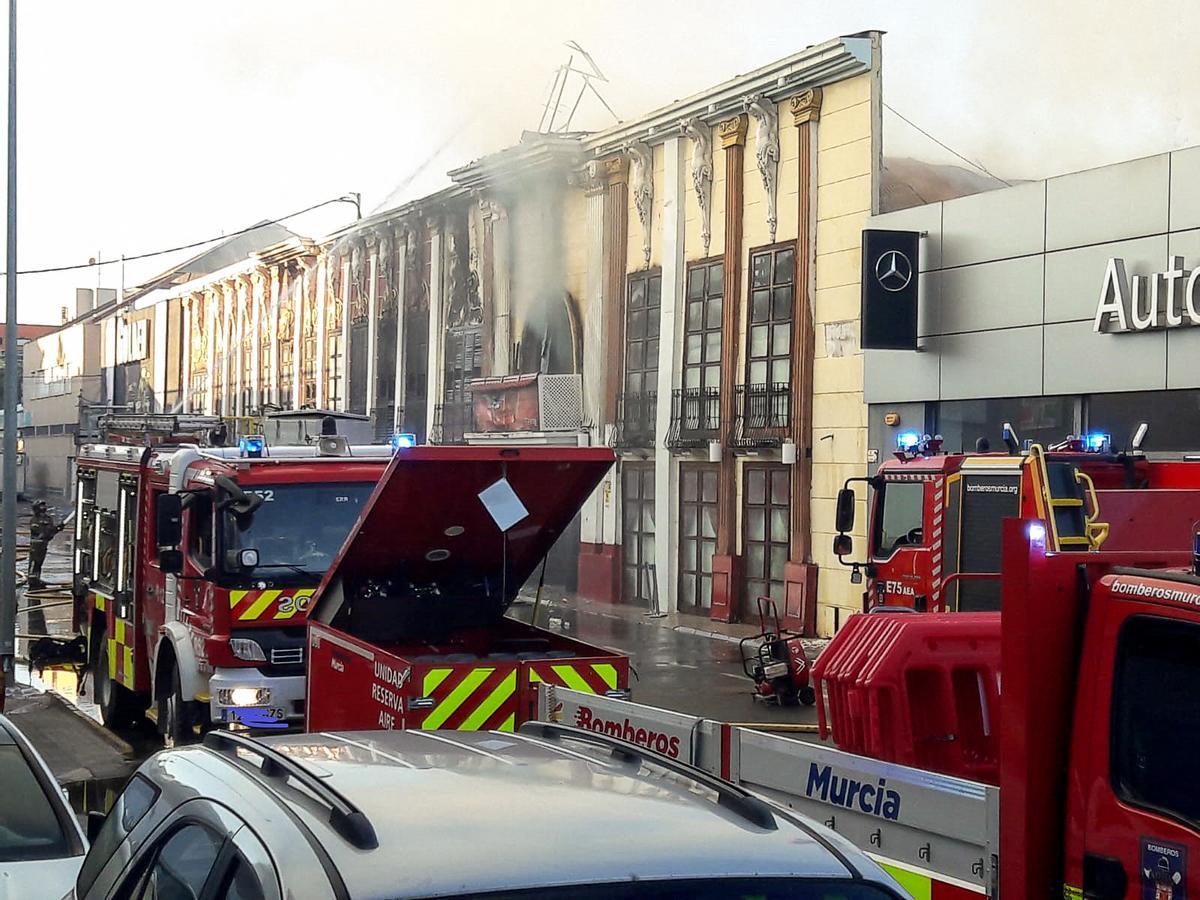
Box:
832, 424, 1200, 613
73, 414, 392, 741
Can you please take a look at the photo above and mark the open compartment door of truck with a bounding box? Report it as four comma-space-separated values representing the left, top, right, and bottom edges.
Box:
308, 446, 614, 634
305, 446, 623, 732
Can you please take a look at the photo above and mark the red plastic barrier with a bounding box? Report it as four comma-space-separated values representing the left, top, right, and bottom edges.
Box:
813, 612, 1002, 785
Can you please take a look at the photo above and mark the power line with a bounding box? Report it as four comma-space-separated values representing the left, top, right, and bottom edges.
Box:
5, 194, 359, 277
883, 103, 1011, 187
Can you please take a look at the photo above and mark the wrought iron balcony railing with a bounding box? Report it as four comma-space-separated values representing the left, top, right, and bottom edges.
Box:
431, 399, 472, 445
732, 382, 791, 448
615, 391, 657, 449
666, 386, 720, 450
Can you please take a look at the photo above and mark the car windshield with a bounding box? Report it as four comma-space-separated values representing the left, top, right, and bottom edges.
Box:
459, 881, 900, 900
223, 481, 375, 574
0, 744, 69, 862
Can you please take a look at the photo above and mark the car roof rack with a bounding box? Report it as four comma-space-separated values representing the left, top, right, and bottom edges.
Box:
203, 730, 378, 850
518, 721, 778, 831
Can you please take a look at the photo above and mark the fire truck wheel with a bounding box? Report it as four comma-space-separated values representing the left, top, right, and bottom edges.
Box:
96, 639, 143, 730
160, 665, 197, 748
798, 685, 817, 706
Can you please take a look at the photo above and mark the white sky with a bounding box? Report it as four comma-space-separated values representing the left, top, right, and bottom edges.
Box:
6, 0, 1200, 322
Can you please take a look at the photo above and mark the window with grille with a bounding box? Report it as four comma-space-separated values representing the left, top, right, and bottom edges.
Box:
743, 464, 790, 612
279, 343, 294, 408
621, 463, 656, 607
301, 336, 316, 407
678, 464, 718, 612
326, 333, 344, 409
683, 260, 722, 391
624, 271, 661, 396
746, 244, 795, 388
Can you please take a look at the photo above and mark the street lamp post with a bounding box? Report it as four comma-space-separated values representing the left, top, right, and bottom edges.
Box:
1, 0, 17, 698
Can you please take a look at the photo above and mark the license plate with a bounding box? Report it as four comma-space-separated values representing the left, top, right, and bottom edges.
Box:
222, 706, 287, 727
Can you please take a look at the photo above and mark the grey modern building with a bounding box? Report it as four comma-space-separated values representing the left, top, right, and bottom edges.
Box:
864, 145, 1200, 458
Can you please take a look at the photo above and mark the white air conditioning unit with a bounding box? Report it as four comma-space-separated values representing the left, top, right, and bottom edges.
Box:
538, 374, 583, 431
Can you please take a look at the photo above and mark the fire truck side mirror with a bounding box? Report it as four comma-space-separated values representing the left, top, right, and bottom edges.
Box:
159, 549, 183, 574
833, 533, 853, 558
155, 493, 183, 549
835, 488, 856, 533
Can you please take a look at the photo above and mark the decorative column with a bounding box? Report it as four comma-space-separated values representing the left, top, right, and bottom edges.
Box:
392, 228, 409, 431
205, 289, 216, 414
269, 265, 281, 407
221, 281, 235, 415
424, 223, 443, 441
180, 297, 192, 412
577, 160, 620, 601
784, 88, 822, 635
602, 155, 629, 426
293, 262, 306, 409
365, 237, 379, 415
655, 137, 685, 613
336, 254, 350, 411
711, 112, 749, 623
315, 255, 328, 408
250, 271, 263, 413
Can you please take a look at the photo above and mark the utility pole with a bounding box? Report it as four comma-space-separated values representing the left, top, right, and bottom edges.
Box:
1, 0, 18, 695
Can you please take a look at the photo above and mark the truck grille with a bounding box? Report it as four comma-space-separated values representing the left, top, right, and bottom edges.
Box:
270, 647, 304, 666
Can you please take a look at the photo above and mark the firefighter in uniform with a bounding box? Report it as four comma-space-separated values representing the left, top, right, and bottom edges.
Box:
27, 500, 63, 587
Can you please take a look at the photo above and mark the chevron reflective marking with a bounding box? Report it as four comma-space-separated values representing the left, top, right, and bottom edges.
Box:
241, 590, 281, 622
551, 664, 594, 693
459, 670, 518, 730
421, 668, 495, 730
593, 663, 618, 690
423, 667, 453, 695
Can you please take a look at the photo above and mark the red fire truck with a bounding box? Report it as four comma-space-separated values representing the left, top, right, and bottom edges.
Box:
72, 414, 392, 741
832, 424, 1200, 612
305, 444, 631, 733
535, 518, 1200, 897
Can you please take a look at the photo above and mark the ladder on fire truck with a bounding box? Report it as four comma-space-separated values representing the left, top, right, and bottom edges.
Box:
1029, 444, 1108, 551
97, 412, 228, 447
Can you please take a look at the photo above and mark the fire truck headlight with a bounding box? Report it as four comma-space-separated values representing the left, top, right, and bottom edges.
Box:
1028, 522, 1047, 546
218, 687, 270, 707
229, 638, 267, 662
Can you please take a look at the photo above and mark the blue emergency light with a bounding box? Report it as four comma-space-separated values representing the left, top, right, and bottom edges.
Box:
896, 431, 921, 451
391, 432, 417, 451
1086, 432, 1111, 452
239, 436, 266, 458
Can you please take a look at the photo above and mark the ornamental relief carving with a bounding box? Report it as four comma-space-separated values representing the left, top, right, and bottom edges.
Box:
626, 140, 654, 267
190, 297, 207, 372
681, 118, 714, 257
744, 94, 780, 242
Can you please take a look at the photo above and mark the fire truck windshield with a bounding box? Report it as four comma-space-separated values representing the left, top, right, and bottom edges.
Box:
221, 481, 374, 577
873, 480, 925, 558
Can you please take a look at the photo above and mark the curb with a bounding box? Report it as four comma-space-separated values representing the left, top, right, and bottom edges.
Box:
672, 625, 746, 645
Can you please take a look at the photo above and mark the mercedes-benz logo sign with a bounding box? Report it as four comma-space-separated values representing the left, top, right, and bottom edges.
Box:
875, 250, 913, 292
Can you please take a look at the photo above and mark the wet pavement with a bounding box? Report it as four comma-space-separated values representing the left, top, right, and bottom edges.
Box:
513, 593, 824, 729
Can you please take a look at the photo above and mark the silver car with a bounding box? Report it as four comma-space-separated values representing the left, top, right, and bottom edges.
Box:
0, 713, 87, 898
72, 723, 905, 899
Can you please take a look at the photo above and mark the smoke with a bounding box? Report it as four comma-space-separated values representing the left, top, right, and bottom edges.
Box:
12, 0, 1200, 323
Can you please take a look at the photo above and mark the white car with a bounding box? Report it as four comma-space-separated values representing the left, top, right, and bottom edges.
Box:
0, 713, 87, 899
